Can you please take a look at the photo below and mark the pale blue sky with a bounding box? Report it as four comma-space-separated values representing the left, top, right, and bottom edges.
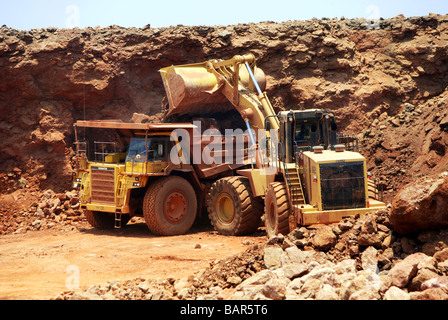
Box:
1, 0, 447, 30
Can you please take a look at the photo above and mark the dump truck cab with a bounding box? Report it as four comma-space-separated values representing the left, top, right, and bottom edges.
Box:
75, 135, 171, 211
124, 136, 171, 174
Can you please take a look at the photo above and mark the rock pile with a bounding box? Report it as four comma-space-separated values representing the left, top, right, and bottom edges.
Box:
360, 89, 448, 202
253, 232, 448, 300
0, 188, 83, 235
55, 209, 448, 300
55, 246, 266, 300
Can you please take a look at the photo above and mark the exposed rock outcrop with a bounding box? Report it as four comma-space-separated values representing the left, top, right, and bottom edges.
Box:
1, 14, 448, 198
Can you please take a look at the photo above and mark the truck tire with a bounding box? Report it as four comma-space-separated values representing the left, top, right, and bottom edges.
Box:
143, 176, 197, 236
265, 182, 291, 237
207, 176, 263, 236
84, 210, 130, 229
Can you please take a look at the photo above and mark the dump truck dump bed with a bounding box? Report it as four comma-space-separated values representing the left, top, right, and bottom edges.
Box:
74, 120, 251, 180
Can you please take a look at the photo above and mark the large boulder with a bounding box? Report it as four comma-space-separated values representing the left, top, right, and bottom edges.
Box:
390, 174, 448, 235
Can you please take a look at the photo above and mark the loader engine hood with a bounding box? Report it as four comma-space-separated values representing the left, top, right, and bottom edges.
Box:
303, 149, 368, 211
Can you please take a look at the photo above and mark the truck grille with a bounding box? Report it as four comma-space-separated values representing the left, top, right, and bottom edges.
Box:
91, 166, 115, 203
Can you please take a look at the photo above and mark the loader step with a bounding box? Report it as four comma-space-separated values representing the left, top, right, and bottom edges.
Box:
283, 164, 306, 206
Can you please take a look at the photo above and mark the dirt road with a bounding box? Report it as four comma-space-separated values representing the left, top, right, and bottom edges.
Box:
0, 219, 265, 300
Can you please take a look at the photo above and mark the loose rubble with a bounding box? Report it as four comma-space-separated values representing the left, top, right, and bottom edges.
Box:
54, 209, 448, 300
0, 188, 83, 235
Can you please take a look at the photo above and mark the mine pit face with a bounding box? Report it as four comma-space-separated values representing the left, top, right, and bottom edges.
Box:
1, 14, 448, 300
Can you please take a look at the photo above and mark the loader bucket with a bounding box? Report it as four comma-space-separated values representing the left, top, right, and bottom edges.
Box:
160, 61, 266, 118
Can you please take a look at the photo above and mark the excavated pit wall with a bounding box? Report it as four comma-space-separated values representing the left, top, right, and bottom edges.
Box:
1, 14, 448, 196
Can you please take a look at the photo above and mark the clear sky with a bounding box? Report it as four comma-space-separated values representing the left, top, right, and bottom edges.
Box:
1, 0, 447, 30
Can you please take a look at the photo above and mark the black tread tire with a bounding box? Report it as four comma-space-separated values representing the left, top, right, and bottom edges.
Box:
207, 176, 263, 236
84, 210, 130, 229
143, 176, 197, 236
265, 182, 291, 237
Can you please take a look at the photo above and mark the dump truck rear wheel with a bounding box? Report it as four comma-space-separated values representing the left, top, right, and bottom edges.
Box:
143, 176, 197, 236
207, 176, 263, 236
84, 210, 130, 229
265, 182, 291, 237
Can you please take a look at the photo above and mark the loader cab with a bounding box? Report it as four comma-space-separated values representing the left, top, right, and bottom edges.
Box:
278, 109, 337, 163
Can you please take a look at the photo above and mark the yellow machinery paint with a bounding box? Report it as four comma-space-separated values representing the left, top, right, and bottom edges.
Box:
73, 122, 188, 218
297, 148, 386, 225
72, 54, 387, 237
158, 53, 387, 236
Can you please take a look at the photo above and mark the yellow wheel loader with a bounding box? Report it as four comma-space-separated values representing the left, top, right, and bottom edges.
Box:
160, 53, 386, 237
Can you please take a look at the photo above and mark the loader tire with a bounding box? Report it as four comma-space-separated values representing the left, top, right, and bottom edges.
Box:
143, 176, 197, 236
207, 176, 263, 236
265, 182, 291, 237
84, 210, 130, 229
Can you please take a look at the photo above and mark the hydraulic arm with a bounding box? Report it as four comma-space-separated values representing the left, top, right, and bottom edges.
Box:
160, 54, 279, 137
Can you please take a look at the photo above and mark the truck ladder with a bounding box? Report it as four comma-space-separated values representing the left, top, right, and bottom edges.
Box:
114, 209, 122, 229
114, 177, 127, 229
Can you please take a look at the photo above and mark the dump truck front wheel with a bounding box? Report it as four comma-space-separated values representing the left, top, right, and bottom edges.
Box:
143, 176, 197, 236
265, 182, 291, 237
207, 176, 263, 236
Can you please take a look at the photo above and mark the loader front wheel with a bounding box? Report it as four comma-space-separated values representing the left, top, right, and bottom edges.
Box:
265, 182, 291, 238
207, 177, 263, 236
143, 176, 197, 236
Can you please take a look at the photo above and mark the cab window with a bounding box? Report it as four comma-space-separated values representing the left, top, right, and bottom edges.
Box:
126, 137, 169, 163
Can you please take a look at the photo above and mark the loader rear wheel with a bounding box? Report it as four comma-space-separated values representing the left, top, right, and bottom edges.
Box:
207, 176, 263, 236
143, 176, 197, 236
84, 210, 130, 229
265, 182, 291, 237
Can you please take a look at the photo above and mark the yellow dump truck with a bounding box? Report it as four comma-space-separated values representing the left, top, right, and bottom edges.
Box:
72, 120, 263, 235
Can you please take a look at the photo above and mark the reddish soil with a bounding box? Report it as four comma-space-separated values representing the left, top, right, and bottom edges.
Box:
0, 219, 265, 300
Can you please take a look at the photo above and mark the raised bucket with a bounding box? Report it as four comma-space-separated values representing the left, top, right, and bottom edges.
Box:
160, 61, 266, 118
